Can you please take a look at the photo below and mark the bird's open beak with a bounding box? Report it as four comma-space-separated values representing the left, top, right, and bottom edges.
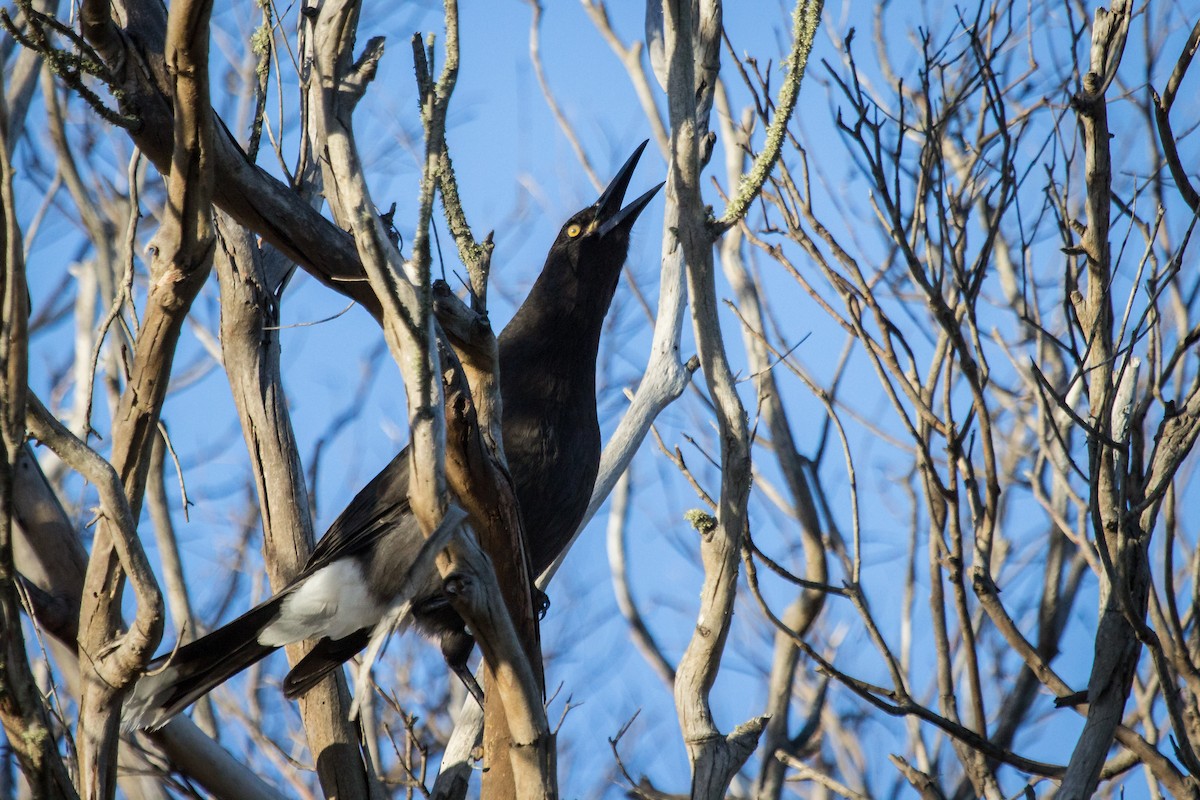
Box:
594, 140, 664, 238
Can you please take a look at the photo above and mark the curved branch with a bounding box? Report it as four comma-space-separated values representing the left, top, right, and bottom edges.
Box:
1151, 17, 1200, 213
70, 0, 216, 793
606, 469, 676, 686
0, 86, 79, 798
713, 0, 823, 232
311, 3, 553, 795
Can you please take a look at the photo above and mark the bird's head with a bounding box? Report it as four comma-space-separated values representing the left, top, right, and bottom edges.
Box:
549, 139, 662, 286
509, 141, 663, 338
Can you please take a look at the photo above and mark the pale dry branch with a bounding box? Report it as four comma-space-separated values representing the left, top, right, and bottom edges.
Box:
212, 210, 375, 799
742, 545, 1068, 779
661, 1, 763, 796
714, 0, 824, 232
0, 80, 80, 800
579, 0, 670, 157
10, 1, 1199, 797
310, 3, 551, 795
430, 696, 482, 800
25, 393, 162, 673
606, 468, 676, 687
777, 753, 869, 800
526, 1, 601, 191
715, 84, 829, 800
144, 435, 214, 736
308, 0, 446, 566
1060, 4, 1147, 797
70, 0, 217, 791
1151, 18, 1200, 212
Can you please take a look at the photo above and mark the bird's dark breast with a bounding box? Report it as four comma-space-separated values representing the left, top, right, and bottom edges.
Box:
502, 403, 601, 577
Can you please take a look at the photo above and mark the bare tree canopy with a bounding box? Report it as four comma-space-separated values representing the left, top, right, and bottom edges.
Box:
2, 0, 1200, 798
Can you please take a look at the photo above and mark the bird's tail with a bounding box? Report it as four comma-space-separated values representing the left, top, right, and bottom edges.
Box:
281, 628, 371, 699
123, 597, 285, 732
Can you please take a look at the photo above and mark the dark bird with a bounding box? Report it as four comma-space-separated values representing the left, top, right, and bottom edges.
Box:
125, 142, 662, 730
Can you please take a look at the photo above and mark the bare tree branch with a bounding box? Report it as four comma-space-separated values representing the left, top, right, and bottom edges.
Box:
0, 78, 79, 800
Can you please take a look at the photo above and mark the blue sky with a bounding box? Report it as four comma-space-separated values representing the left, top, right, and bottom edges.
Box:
14, 0, 1200, 797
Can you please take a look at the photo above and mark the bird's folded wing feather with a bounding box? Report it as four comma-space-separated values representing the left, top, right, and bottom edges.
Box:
301, 448, 413, 576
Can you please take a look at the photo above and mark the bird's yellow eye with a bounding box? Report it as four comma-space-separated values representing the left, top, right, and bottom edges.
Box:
567, 223, 582, 238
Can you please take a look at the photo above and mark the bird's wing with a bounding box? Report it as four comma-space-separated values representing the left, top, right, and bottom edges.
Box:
302, 448, 413, 575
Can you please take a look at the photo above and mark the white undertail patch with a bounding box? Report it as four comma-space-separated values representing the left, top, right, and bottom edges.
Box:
258, 561, 386, 646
